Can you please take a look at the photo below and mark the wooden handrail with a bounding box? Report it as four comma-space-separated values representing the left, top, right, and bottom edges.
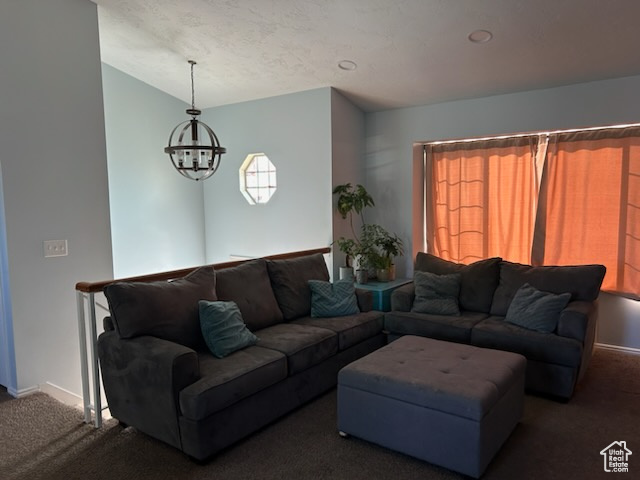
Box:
75, 247, 331, 294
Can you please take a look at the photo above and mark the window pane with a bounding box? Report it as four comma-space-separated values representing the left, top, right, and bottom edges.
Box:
239, 153, 277, 204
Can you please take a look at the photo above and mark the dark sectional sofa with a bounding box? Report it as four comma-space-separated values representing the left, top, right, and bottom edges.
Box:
384, 253, 606, 399
98, 253, 385, 460
97, 247, 607, 461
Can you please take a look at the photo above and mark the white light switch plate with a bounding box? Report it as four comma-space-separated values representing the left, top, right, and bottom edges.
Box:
44, 239, 68, 257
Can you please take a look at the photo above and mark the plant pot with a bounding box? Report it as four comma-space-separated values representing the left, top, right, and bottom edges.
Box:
355, 269, 368, 284
339, 266, 354, 280
376, 268, 391, 282
388, 264, 396, 281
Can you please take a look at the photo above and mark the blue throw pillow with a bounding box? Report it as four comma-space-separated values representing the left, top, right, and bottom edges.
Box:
308, 279, 360, 317
199, 300, 258, 358
411, 271, 461, 315
504, 283, 571, 333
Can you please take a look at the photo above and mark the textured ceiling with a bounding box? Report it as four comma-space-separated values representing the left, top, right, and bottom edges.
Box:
93, 0, 640, 112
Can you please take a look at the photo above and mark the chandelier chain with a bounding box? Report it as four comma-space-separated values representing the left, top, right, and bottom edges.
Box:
190, 60, 196, 111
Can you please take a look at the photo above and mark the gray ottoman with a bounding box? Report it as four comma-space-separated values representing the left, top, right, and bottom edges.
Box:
337, 335, 526, 478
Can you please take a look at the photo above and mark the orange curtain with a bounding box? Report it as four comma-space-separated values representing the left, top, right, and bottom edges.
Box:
427, 137, 539, 265
535, 127, 640, 298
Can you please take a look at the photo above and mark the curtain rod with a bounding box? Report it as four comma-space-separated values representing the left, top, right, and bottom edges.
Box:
424, 122, 640, 146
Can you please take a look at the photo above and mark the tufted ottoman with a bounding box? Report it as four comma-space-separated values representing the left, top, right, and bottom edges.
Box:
337, 335, 526, 478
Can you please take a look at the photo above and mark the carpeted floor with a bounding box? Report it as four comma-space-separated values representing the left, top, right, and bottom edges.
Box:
1, 347, 638, 480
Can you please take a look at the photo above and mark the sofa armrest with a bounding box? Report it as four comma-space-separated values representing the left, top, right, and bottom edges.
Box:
98, 331, 200, 449
355, 288, 374, 312
556, 300, 596, 343
390, 283, 415, 312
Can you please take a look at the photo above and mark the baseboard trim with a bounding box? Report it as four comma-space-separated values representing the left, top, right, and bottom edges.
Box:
9, 385, 39, 398
595, 342, 640, 356
40, 382, 83, 408
7, 382, 82, 409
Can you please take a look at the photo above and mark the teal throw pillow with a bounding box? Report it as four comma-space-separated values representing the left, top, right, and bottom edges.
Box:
504, 283, 571, 333
308, 279, 359, 317
199, 300, 258, 358
411, 271, 461, 315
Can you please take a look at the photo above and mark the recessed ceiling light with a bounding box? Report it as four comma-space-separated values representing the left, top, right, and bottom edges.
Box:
468, 30, 493, 44
338, 60, 357, 71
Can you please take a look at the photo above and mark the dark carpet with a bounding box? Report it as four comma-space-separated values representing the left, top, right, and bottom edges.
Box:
1, 347, 638, 480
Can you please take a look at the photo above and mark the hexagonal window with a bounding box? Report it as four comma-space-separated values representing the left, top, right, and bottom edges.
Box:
239, 153, 276, 204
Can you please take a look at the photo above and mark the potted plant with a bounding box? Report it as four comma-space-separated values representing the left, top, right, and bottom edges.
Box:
360, 224, 404, 282
333, 183, 403, 283
333, 183, 374, 281
334, 238, 357, 280
374, 228, 404, 281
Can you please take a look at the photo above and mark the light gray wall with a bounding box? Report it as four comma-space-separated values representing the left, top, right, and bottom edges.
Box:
364, 75, 640, 350
330, 89, 366, 278
102, 64, 206, 278
201, 88, 333, 263
0, 0, 113, 394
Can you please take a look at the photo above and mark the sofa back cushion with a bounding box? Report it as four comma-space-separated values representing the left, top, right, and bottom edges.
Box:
414, 253, 501, 313
411, 271, 462, 315
267, 253, 330, 321
490, 261, 606, 316
103, 266, 216, 349
215, 258, 283, 331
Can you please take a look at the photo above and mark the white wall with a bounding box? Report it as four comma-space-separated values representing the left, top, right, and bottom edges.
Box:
330, 90, 366, 278
0, 0, 113, 395
364, 75, 640, 350
102, 64, 206, 278
201, 88, 333, 263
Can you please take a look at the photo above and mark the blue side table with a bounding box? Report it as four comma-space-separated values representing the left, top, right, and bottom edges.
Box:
354, 278, 412, 312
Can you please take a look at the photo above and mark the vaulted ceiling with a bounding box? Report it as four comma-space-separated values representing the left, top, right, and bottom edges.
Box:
93, 0, 640, 112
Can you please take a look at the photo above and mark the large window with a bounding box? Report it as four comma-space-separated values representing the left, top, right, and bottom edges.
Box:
415, 125, 640, 299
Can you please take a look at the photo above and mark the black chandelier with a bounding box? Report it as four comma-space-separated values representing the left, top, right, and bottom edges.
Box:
164, 60, 226, 181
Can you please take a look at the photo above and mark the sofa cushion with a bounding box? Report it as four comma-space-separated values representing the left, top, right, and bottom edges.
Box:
504, 284, 571, 333
415, 253, 501, 313
490, 262, 606, 316
355, 288, 374, 312
411, 271, 461, 315
267, 253, 330, 321
309, 279, 359, 317
256, 323, 338, 375
470, 317, 583, 368
215, 259, 283, 331
390, 283, 415, 312
199, 300, 258, 358
383, 311, 488, 344
179, 346, 287, 421
293, 310, 384, 350
103, 266, 216, 349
